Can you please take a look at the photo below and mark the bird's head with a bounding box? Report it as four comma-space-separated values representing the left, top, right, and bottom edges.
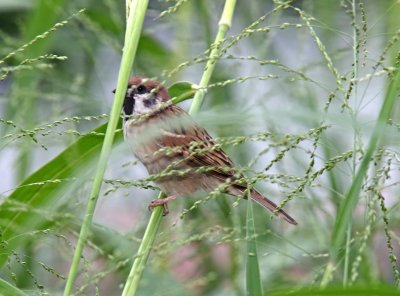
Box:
120, 76, 170, 119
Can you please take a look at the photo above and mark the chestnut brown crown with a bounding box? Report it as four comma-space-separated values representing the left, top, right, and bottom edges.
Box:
127, 76, 170, 102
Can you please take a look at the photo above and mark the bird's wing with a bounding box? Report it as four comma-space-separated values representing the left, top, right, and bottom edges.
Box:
157, 105, 237, 178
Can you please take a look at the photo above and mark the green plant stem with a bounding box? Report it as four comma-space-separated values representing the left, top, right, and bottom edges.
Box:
62, 1, 149, 295
121, 193, 164, 296
344, 0, 359, 286
188, 0, 236, 114
121, 1, 237, 295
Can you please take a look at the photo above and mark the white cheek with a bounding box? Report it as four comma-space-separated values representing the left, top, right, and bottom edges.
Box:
134, 99, 148, 113
133, 94, 159, 113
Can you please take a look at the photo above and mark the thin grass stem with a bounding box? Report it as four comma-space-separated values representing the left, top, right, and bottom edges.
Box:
326, 65, 400, 282
344, 0, 360, 286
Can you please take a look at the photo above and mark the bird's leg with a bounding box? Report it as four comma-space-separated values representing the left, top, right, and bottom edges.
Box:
148, 195, 177, 216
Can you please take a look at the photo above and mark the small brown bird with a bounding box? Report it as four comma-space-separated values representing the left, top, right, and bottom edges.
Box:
121, 76, 297, 225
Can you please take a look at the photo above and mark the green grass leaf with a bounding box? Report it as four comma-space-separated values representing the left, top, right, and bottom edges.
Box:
0, 278, 27, 296
331, 68, 400, 258
0, 122, 121, 268
168, 81, 194, 98
246, 197, 263, 296
169, 81, 196, 104
268, 284, 400, 296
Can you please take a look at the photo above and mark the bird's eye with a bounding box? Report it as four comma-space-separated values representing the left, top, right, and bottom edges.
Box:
137, 85, 146, 94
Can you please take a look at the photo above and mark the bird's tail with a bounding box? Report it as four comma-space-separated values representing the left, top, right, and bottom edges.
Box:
251, 189, 297, 225
230, 187, 297, 225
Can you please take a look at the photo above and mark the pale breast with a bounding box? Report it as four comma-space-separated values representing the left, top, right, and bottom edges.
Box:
124, 117, 190, 180
124, 117, 166, 170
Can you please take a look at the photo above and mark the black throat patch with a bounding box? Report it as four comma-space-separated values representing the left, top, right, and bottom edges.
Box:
123, 96, 135, 119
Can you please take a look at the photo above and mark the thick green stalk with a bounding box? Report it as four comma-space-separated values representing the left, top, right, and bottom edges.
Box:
189, 0, 236, 114
121, 1, 237, 295
121, 193, 164, 296
62, 1, 149, 295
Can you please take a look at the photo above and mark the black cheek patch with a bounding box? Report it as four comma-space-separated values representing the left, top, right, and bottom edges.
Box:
123, 97, 135, 117
143, 97, 156, 108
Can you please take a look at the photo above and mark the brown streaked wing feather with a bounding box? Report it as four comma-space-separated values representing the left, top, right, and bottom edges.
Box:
158, 105, 236, 178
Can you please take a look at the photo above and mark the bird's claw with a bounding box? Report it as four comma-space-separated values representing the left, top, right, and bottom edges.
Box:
147, 195, 176, 216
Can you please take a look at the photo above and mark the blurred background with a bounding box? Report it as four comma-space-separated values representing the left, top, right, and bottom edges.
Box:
0, 0, 400, 295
